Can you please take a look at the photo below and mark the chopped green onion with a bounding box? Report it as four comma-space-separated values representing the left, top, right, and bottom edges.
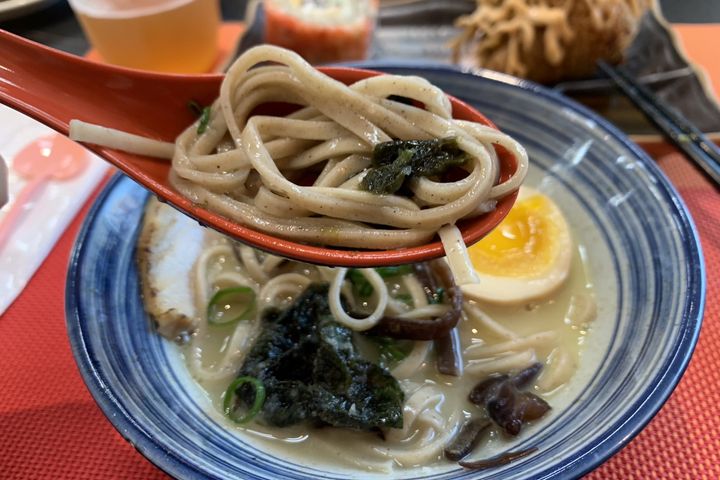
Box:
197, 106, 211, 134
207, 286, 256, 326
223, 376, 265, 424
370, 336, 413, 368
430, 287, 445, 304
395, 293, 414, 306
348, 269, 374, 298
375, 265, 414, 278
348, 266, 414, 298
187, 100, 211, 134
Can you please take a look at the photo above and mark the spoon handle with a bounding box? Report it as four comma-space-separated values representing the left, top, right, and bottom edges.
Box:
0, 175, 48, 253
0, 29, 220, 138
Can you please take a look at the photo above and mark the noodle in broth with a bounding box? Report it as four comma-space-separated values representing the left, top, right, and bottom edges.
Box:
137, 201, 596, 472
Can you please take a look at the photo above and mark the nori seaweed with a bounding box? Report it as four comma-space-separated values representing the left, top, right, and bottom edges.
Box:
232, 283, 404, 430
361, 137, 470, 195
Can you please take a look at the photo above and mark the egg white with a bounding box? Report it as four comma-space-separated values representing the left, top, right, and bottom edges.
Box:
461, 187, 573, 305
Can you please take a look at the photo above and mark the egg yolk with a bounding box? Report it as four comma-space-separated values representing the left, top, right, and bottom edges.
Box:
468, 194, 560, 278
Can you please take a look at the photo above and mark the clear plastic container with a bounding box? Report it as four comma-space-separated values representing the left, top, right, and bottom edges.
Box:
263, 0, 378, 64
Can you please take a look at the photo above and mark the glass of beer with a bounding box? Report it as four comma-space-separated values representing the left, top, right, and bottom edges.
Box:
67, 0, 221, 73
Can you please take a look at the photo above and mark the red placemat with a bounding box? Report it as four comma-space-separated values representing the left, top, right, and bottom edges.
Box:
0, 177, 166, 480
588, 154, 719, 479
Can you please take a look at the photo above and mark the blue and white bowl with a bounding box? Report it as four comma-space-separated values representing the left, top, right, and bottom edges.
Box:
66, 65, 705, 479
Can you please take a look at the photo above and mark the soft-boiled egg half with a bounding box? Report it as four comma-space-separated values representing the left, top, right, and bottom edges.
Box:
462, 187, 573, 305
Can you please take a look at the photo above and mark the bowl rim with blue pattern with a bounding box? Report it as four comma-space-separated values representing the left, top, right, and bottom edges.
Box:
66, 63, 705, 480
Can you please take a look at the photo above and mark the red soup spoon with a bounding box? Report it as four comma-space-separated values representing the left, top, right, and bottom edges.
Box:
0, 29, 518, 267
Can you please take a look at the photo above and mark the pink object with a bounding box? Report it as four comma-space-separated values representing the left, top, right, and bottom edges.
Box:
0, 134, 88, 251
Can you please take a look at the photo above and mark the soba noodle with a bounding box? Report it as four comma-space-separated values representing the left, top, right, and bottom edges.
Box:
71, 45, 528, 281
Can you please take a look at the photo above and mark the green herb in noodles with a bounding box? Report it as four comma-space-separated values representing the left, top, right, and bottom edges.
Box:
187, 100, 211, 134
223, 376, 266, 424
207, 286, 255, 326
361, 137, 470, 195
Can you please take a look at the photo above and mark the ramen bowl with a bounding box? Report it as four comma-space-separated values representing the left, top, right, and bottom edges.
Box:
66, 65, 704, 479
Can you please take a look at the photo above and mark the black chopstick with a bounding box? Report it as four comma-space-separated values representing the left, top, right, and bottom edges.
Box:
598, 60, 720, 187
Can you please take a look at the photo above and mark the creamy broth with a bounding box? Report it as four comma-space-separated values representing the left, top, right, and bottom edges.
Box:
174, 229, 594, 473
